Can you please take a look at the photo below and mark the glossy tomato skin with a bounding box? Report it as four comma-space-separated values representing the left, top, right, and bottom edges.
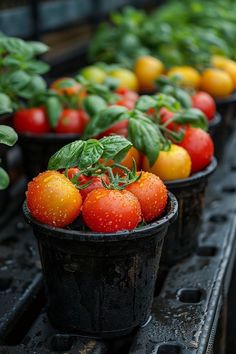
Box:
26, 170, 82, 227
192, 92, 216, 120
116, 88, 139, 110
178, 127, 214, 173
13, 108, 50, 134
126, 172, 168, 222
78, 109, 90, 130
67, 168, 109, 201
98, 119, 129, 138
55, 109, 84, 134
159, 107, 177, 131
142, 144, 191, 181
82, 189, 142, 233
102, 147, 141, 175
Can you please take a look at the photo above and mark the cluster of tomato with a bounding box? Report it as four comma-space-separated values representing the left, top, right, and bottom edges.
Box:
26, 161, 168, 233
79, 55, 236, 98
13, 79, 139, 135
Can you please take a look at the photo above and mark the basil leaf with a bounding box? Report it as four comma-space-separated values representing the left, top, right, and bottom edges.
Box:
78, 139, 104, 168
46, 96, 62, 128
154, 93, 181, 111
100, 135, 132, 162
0, 167, 9, 190
135, 95, 157, 111
48, 140, 85, 170
128, 112, 161, 166
173, 108, 208, 130
27, 41, 49, 55
25, 60, 50, 74
162, 86, 192, 108
83, 105, 129, 139
0, 37, 33, 58
0, 125, 18, 146
83, 95, 107, 118
0, 94, 13, 114
18, 75, 46, 99
8, 70, 31, 93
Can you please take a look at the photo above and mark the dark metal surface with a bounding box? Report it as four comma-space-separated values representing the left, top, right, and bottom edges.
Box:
0, 122, 236, 352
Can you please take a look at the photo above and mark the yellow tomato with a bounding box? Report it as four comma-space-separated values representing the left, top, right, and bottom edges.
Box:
211, 55, 230, 69
134, 55, 164, 92
80, 66, 107, 84
142, 144, 191, 181
200, 68, 234, 97
167, 66, 201, 89
110, 69, 139, 91
212, 56, 236, 88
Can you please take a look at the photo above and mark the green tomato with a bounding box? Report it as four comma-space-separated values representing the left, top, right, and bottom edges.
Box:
80, 66, 107, 84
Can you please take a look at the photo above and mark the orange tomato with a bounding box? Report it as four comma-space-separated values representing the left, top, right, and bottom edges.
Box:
200, 68, 234, 97
26, 171, 82, 227
50, 77, 81, 96
134, 55, 164, 92
126, 171, 167, 222
167, 66, 201, 89
142, 144, 191, 181
104, 147, 141, 175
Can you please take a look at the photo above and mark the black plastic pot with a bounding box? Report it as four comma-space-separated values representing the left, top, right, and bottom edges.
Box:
160, 158, 217, 269
18, 133, 81, 179
214, 93, 236, 160
23, 193, 177, 338
215, 92, 236, 127
208, 112, 222, 140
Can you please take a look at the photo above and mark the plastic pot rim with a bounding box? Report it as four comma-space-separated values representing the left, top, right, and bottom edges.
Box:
18, 132, 81, 143
165, 157, 217, 189
208, 112, 221, 127
23, 192, 178, 242
215, 91, 236, 106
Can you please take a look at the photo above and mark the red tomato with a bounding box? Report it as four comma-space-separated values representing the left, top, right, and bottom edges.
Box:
178, 127, 214, 173
192, 91, 216, 120
26, 170, 82, 227
116, 98, 136, 110
55, 109, 84, 134
159, 107, 178, 131
126, 172, 168, 222
78, 109, 90, 130
116, 88, 139, 110
67, 167, 109, 201
13, 108, 50, 134
82, 189, 142, 233
98, 119, 129, 138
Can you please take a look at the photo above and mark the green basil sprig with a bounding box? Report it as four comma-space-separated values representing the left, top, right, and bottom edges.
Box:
48, 135, 132, 171
171, 108, 208, 130
0, 125, 18, 190
135, 93, 181, 112
83, 95, 107, 118
83, 106, 129, 139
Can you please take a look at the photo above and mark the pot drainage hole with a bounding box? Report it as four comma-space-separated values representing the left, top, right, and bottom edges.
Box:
177, 288, 203, 304
222, 186, 236, 193
156, 344, 181, 354
209, 214, 228, 223
197, 246, 217, 257
0, 276, 13, 291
